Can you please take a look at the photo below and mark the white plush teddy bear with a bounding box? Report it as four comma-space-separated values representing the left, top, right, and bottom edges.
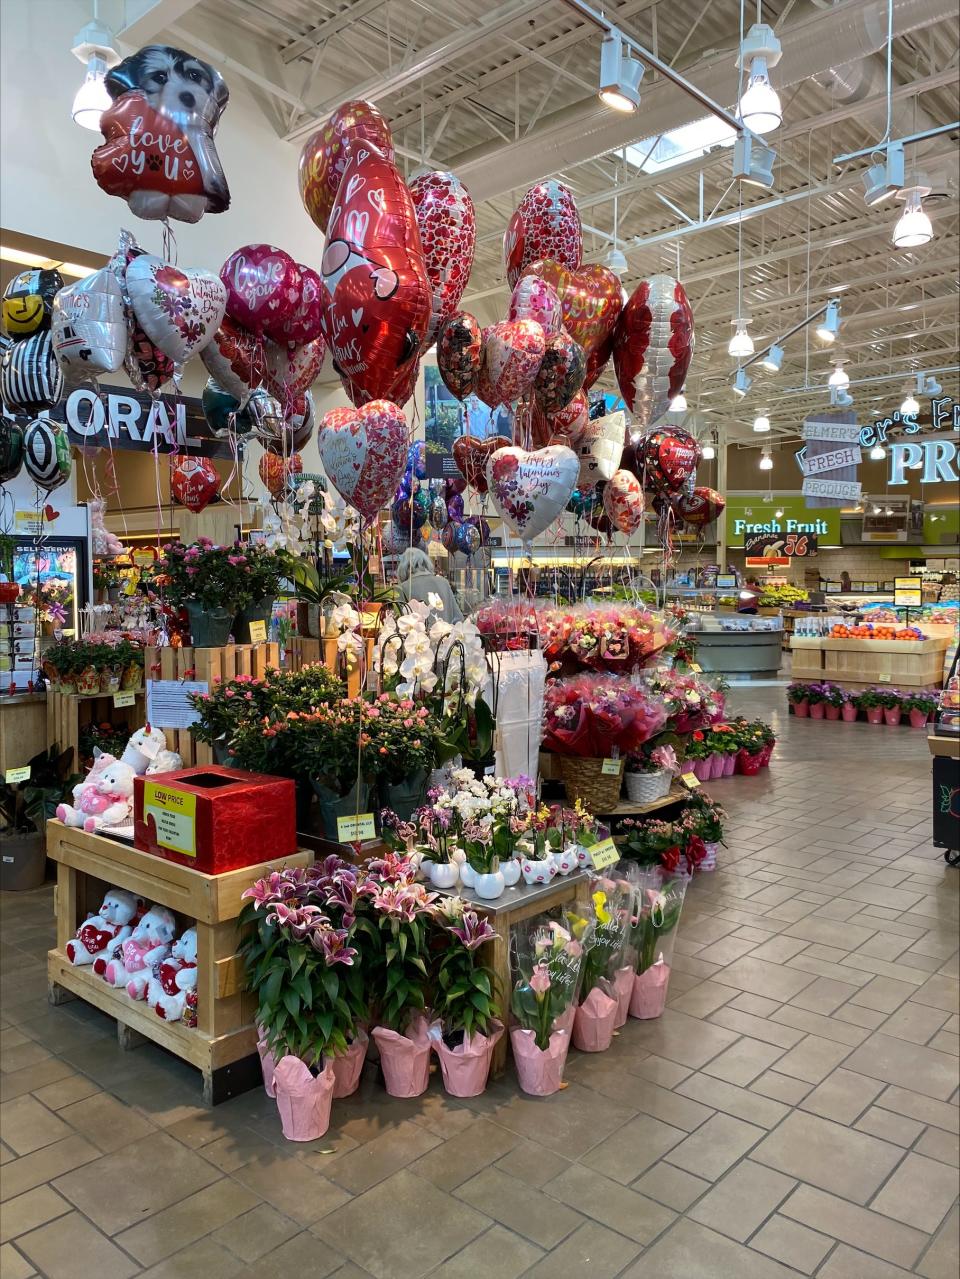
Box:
63, 749, 115, 816
97, 904, 177, 999
65, 887, 143, 966
147, 927, 198, 1022
122, 725, 169, 775
56, 760, 136, 833
145, 749, 183, 776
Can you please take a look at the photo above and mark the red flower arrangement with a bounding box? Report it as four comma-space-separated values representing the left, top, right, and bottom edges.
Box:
542, 674, 667, 757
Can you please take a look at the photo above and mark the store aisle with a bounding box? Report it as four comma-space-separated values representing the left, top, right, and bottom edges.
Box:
1, 689, 957, 1279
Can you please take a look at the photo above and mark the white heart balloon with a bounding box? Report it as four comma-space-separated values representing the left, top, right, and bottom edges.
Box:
318, 400, 407, 523
577, 410, 625, 487
126, 255, 226, 366
485, 444, 579, 542
51, 268, 127, 381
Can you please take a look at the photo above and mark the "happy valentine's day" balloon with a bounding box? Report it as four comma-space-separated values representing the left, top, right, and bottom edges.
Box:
126, 256, 226, 366
318, 399, 408, 523
485, 444, 579, 541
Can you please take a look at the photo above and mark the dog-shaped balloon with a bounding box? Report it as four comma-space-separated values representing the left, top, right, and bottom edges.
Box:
91, 45, 230, 223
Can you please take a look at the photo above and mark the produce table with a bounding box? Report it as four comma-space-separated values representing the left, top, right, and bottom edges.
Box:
789, 636, 951, 689
46, 821, 310, 1104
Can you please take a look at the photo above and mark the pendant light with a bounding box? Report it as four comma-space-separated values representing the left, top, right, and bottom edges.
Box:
701, 440, 716, 460
759, 449, 773, 471
828, 363, 850, 389
729, 319, 754, 358
670, 391, 688, 412
599, 31, 644, 113
753, 415, 771, 433
70, 9, 119, 132
736, 21, 783, 135
759, 344, 784, 372
869, 444, 886, 460
900, 388, 920, 415
893, 183, 933, 249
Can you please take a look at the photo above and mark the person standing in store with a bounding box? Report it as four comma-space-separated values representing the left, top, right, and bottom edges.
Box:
737, 577, 762, 613
840, 571, 852, 593
396, 546, 464, 623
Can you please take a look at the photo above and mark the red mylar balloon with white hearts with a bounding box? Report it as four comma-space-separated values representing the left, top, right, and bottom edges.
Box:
408, 171, 476, 346
603, 469, 646, 535
613, 274, 695, 429
319, 142, 432, 407
504, 181, 582, 289
263, 336, 325, 400
531, 389, 589, 448
485, 444, 580, 541
577, 410, 625, 487
275, 265, 325, 348
125, 256, 226, 366
437, 311, 483, 401
318, 399, 408, 523
452, 434, 512, 494
673, 485, 725, 529
640, 426, 702, 495
170, 453, 220, 512
199, 315, 266, 405
534, 329, 586, 415
477, 319, 545, 407
520, 259, 623, 389
220, 245, 301, 341
508, 275, 563, 337
299, 100, 394, 235
259, 451, 303, 499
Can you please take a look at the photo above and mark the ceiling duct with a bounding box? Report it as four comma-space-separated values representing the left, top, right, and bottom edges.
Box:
451, 0, 953, 203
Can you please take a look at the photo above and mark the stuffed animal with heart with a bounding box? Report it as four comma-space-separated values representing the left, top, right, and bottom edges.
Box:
485, 444, 579, 541
318, 399, 408, 522
126, 255, 226, 366
452, 434, 512, 494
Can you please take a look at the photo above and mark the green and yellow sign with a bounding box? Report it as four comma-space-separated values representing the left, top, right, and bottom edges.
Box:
725, 495, 841, 548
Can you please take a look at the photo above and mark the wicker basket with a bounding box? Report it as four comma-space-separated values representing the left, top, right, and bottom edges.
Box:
624, 769, 672, 804
559, 755, 624, 812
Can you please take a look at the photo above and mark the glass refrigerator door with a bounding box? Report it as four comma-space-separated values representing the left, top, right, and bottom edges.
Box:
14, 537, 87, 641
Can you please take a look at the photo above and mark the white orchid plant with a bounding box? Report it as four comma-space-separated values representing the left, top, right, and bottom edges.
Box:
260, 481, 361, 556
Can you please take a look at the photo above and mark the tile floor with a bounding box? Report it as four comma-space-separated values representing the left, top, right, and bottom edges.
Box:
1, 688, 958, 1278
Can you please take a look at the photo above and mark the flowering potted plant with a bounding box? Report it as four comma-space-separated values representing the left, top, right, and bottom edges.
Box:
822, 682, 846, 721
708, 724, 740, 777
903, 691, 936, 728
149, 539, 249, 647
879, 687, 904, 725
735, 720, 767, 775
409, 796, 460, 889
684, 792, 726, 871
754, 719, 777, 764
509, 915, 590, 1095
233, 544, 294, 643
625, 866, 688, 1019
536, 602, 675, 674
569, 878, 632, 1053
840, 687, 859, 722
429, 899, 502, 1096
624, 741, 679, 803
645, 668, 726, 733
854, 687, 886, 725
682, 730, 712, 780
786, 681, 811, 717
803, 682, 829, 719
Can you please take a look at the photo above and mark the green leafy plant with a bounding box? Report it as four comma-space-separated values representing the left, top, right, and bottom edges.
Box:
431, 902, 499, 1041
630, 877, 686, 974
0, 745, 78, 834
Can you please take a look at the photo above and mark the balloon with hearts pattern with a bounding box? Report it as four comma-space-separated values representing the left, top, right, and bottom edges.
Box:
602, 470, 646, 535
508, 275, 562, 336
452, 434, 512, 494
534, 330, 586, 415
408, 171, 476, 346
485, 444, 580, 541
504, 181, 582, 288
276, 265, 325, 348
531, 389, 589, 449
437, 312, 483, 401
613, 274, 695, 429
673, 485, 725, 529
125, 256, 226, 366
299, 100, 394, 234
259, 451, 303, 499
577, 411, 625, 488
263, 336, 326, 401
520, 259, 623, 389
200, 315, 266, 406
220, 245, 301, 341
318, 399, 408, 523
477, 319, 545, 407
170, 454, 220, 512
640, 426, 702, 496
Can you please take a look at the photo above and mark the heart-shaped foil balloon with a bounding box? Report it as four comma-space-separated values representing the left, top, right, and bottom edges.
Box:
641, 427, 701, 495
299, 100, 394, 234
613, 274, 695, 429
126, 256, 226, 366
437, 312, 483, 400
577, 411, 625, 487
259, 451, 303, 499
477, 319, 545, 407
603, 470, 646, 535
485, 444, 580, 541
504, 181, 582, 288
452, 434, 512, 494
508, 275, 563, 336
531, 390, 589, 449
521, 259, 623, 389
408, 171, 476, 346
265, 391, 315, 455
263, 336, 326, 400
534, 330, 586, 415
220, 244, 301, 342
51, 268, 127, 382
275, 265, 325, 348
673, 485, 725, 529
318, 399, 408, 522
200, 315, 266, 405
170, 454, 220, 512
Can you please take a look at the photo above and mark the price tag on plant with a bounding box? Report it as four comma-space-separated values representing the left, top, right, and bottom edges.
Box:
113, 691, 137, 708
600, 758, 621, 776
336, 813, 376, 842
877, 673, 891, 682
5, 766, 30, 784
680, 771, 701, 790
247, 620, 268, 644
588, 837, 620, 869
689, 662, 703, 673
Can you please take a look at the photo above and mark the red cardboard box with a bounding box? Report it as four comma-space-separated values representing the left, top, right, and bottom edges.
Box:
134, 765, 297, 874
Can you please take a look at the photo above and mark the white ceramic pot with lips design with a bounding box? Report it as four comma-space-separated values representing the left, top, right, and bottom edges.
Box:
521, 858, 552, 886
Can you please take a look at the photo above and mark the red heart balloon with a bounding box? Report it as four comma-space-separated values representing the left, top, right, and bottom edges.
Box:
275, 265, 325, 348
477, 319, 545, 407
534, 330, 586, 415
408, 171, 476, 345
613, 274, 695, 428
220, 245, 302, 341
263, 337, 326, 400
520, 260, 622, 389
299, 100, 394, 234
504, 181, 582, 288
641, 427, 702, 494
531, 390, 589, 449
437, 312, 483, 401
318, 399, 408, 522
319, 142, 432, 407
673, 486, 725, 529
170, 454, 220, 512
259, 451, 303, 499
452, 434, 512, 493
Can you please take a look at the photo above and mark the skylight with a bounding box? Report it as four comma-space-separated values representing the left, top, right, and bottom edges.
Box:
625, 114, 738, 174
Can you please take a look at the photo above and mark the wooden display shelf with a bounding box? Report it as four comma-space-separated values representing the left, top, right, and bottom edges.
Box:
1, 691, 47, 773
822, 636, 950, 689
598, 786, 689, 817
46, 688, 146, 766
46, 821, 310, 1105
928, 733, 960, 759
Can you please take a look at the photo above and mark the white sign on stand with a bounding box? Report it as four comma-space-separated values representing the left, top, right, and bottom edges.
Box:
801, 477, 863, 501
146, 680, 209, 730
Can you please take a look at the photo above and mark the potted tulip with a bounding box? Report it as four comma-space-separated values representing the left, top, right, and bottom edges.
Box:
855, 687, 886, 724
786, 682, 811, 717
626, 866, 688, 1019
429, 900, 502, 1096
509, 915, 589, 1095
903, 691, 936, 728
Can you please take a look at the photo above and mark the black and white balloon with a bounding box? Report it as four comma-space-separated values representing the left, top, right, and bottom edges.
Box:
23, 419, 71, 491
1, 332, 63, 413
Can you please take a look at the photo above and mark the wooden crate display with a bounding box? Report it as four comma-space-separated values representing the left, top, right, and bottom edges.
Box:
47, 820, 310, 1104
788, 636, 826, 679
2, 692, 49, 773
822, 637, 950, 689
46, 688, 146, 767
144, 642, 280, 765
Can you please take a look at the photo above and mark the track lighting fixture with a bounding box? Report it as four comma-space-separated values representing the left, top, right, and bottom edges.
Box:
774, 507, 784, 518
920, 374, 943, 396
759, 344, 784, 372
736, 23, 783, 135
753, 415, 771, 433
893, 181, 933, 248
815, 300, 840, 343
599, 31, 644, 113
70, 17, 119, 130
733, 369, 752, 397
728, 318, 754, 359
830, 386, 853, 408
861, 142, 905, 206
732, 134, 776, 188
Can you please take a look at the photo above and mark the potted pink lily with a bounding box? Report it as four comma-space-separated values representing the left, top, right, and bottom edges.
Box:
429, 900, 503, 1096
509, 915, 591, 1095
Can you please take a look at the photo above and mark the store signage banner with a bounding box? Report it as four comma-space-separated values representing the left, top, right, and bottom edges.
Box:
801, 477, 862, 501
725, 495, 840, 547
744, 531, 818, 558
799, 445, 862, 477
799, 411, 860, 508
2, 385, 235, 460
802, 420, 861, 445
887, 437, 958, 486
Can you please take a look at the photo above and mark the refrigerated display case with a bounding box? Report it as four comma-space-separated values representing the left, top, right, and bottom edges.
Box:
1, 537, 89, 688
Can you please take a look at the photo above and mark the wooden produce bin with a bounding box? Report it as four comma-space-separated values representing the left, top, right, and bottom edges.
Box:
144, 642, 280, 765
788, 636, 826, 679
1, 692, 48, 772
46, 688, 146, 768
822, 637, 951, 689
46, 821, 310, 1104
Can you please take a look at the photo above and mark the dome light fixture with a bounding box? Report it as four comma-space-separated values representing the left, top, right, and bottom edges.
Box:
815, 299, 841, 343
599, 31, 644, 113
774, 507, 784, 518
759, 343, 784, 372
701, 441, 716, 460
869, 443, 886, 460
70, 18, 119, 132
605, 246, 628, 275
728, 318, 754, 358
736, 23, 783, 135
828, 363, 850, 390
670, 390, 688, 412
753, 414, 771, 432
900, 389, 920, 415
759, 448, 773, 471
893, 182, 933, 249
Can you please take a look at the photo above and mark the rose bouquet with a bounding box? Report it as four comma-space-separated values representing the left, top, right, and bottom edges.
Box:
537, 602, 675, 674
473, 598, 543, 650
643, 669, 726, 733
542, 673, 667, 757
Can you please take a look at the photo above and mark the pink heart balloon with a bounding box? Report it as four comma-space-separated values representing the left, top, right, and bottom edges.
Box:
408, 171, 476, 346
603, 469, 646, 535
275, 264, 325, 347
508, 275, 563, 337
477, 319, 545, 407
318, 399, 408, 522
485, 444, 580, 541
220, 244, 301, 340
125, 256, 226, 366
263, 336, 326, 400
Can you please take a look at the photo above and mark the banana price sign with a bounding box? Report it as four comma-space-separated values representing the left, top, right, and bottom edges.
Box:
744, 531, 817, 566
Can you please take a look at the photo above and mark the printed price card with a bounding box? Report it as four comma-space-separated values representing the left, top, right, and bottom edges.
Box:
680, 771, 701, 790
336, 813, 377, 842
247, 619, 268, 644
689, 662, 703, 673
588, 838, 620, 869
113, 691, 137, 708
5, 766, 30, 784
601, 758, 621, 776
143, 783, 196, 857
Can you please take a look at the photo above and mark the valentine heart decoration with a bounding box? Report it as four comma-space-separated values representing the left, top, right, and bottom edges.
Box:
263, 336, 326, 400
640, 427, 702, 495
23, 419, 71, 492
613, 274, 695, 428
504, 181, 582, 289
319, 142, 432, 407
126, 255, 226, 365
170, 453, 220, 512
51, 268, 127, 383
521, 259, 622, 389
531, 390, 589, 449
485, 444, 580, 542
673, 485, 725, 529
318, 399, 408, 523
93, 46, 230, 223
534, 330, 586, 415
275, 265, 325, 348
199, 315, 266, 405
508, 275, 562, 337
577, 411, 625, 487
0, 421, 25, 484
452, 434, 512, 494
436, 312, 483, 401
220, 245, 301, 341
408, 171, 476, 345
259, 451, 303, 499
603, 470, 646, 535
110, 233, 175, 393
477, 319, 545, 407
299, 100, 394, 234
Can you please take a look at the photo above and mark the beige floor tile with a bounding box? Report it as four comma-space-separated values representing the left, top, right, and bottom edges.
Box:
520, 1220, 640, 1278
631, 1162, 710, 1212
627, 1009, 740, 1069
701, 1037, 785, 1086
454, 1165, 580, 1249
241, 1230, 344, 1278
910, 973, 960, 1012
870, 1152, 960, 1233
15, 1211, 138, 1279
665, 1112, 765, 1181
798, 1067, 885, 1123
689, 1158, 795, 1241
677, 1072, 790, 1129
115, 1176, 261, 1265
231, 1152, 351, 1227
779, 1184, 927, 1269
850, 977, 919, 1012
0, 1096, 73, 1155
789, 976, 861, 1015
58, 1091, 157, 1153
915, 1125, 959, 1167
916, 1205, 960, 1279
326, 1119, 441, 1194
842, 1032, 958, 1100
751, 1214, 833, 1274
817, 1244, 911, 1279
880, 1001, 951, 1044
712, 956, 817, 1002
476, 1080, 636, 1159
0, 1242, 35, 1279
544, 1163, 675, 1244
750, 1071, 813, 1105
0, 1185, 71, 1244
195, 1127, 278, 1173
875, 1085, 960, 1134
617, 1078, 713, 1132
426, 1224, 542, 1279
0, 1135, 100, 1203
137, 1235, 247, 1279
708, 1007, 806, 1049
621, 1218, 799, 1278
580, 1112, 686, 1184
751, 1110, 903, 1204
854, 1105, 925, 1147
409, 1118, 516, 1191
492, 1140, 570, 1188
770, 1003, 869, 1047
627, 1053, 694, 1088
210, 1203, 300, 1263
30, 1076, 101, 1111
668, 980, 739, 1019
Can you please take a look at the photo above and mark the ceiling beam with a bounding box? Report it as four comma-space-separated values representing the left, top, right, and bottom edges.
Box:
118, 0, 204, 44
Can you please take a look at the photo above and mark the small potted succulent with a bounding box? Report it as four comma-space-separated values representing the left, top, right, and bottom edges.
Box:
786, 681, 811, 717
903, 691, 936, 728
